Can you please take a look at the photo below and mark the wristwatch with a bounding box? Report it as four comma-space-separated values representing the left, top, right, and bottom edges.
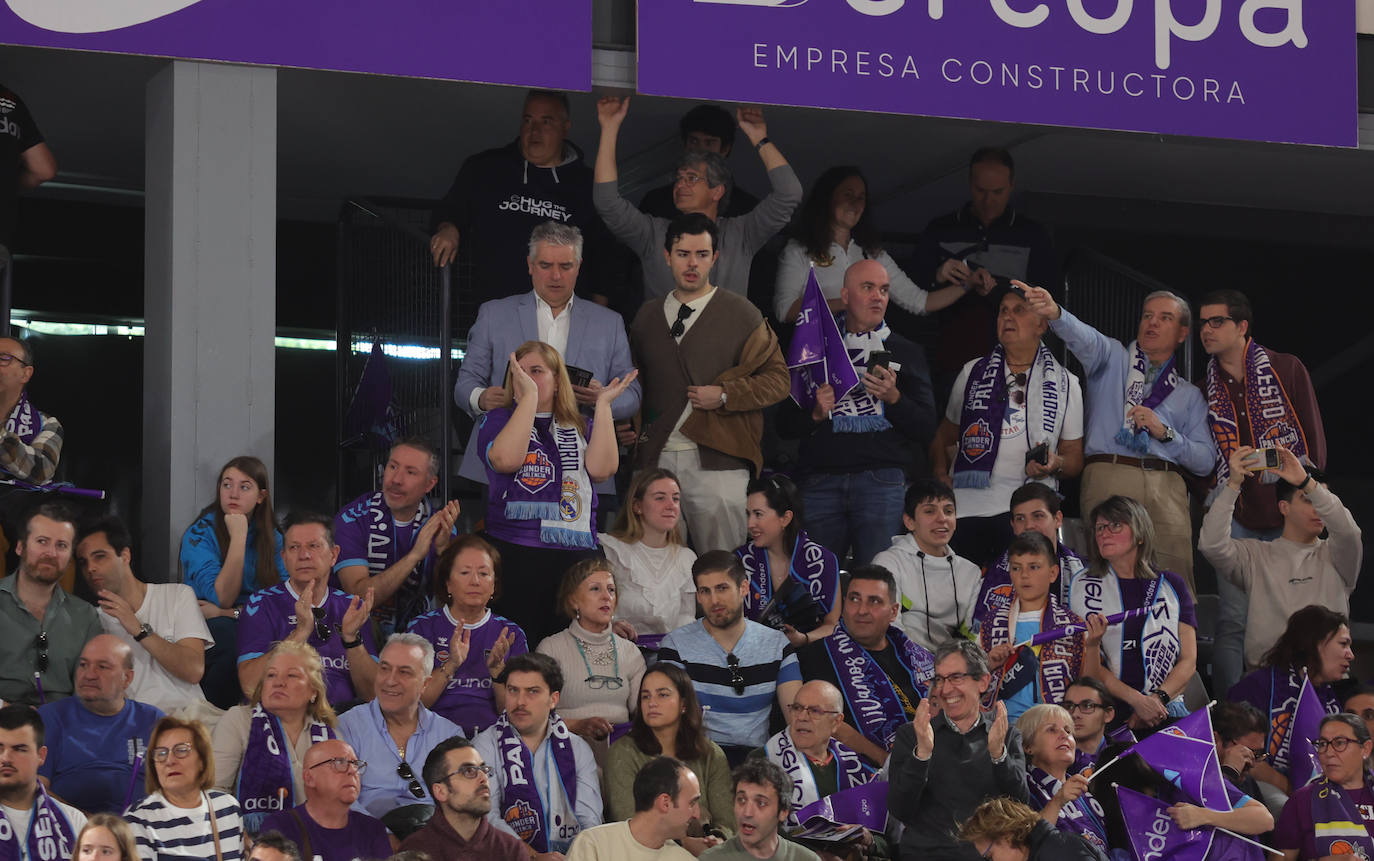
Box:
134, 623, 154, 642
1152, 688, 1171, 707
1160, 425, 1176, 443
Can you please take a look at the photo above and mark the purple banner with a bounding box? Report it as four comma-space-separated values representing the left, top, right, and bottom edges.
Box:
638, 1, 1354, 147
0, 0, 590, 90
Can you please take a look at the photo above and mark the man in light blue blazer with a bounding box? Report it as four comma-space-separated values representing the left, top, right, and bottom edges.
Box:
455, 221, 640, 493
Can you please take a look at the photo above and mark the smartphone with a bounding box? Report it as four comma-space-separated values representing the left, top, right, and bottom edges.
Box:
868, 351, 894, 372
565, 364, 594, 388
1025, 442, 1050, 466
1247, 448, 1280, 471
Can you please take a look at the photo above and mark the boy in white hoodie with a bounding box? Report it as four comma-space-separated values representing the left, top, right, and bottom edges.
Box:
872, 479, 982, 652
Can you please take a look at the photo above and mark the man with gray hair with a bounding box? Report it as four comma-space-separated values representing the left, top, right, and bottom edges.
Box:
337, 632, 464, 818
455, 220, 640, 496
1023, 281, 1214, 588
593, 95, 802, 301
888, 638, 1028, 861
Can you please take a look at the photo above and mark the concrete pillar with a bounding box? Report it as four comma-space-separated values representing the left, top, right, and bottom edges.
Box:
143, 61, 277, 580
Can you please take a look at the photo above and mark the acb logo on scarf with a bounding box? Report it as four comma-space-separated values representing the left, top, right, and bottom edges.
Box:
518, 451, 555, 493
504, 799, 541, 842
961, 419, 994, 460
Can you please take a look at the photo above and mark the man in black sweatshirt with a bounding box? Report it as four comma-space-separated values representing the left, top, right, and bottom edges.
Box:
776, 259, 936, 566
430, 90, 613, 305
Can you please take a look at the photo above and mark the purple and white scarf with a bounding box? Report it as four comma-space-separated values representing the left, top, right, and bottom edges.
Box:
738, 530, 839, 633
1026, 766, 1110, 854
1115, 343, 1179, 453
979, 590, 1084, 711
1206, 339, 1310, 489
1263, 666, 1339, 777
0, 785, 74, 861
356, 490, 432, 634
1308, 777, 1374, 859
494, 712, 579, 853
973, 543, 1085, 629
954, 344, 1068, 488
1070, 569, 1181, 695
500, 415, 595, 549
829, 317, 891, 433
765, 728, 874, 827
236, 704, 334, 831
823, 622, 934, 750
3, 391, 38, 444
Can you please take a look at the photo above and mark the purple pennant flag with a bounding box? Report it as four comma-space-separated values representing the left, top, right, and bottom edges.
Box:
1289, 676, 1327, 790
1019, 607, 1148, 647
795, 781, 888, 832
344, 340, 403, 448
1120, 708, 1233, 812
1116, 784, 1211, 861
787, 267, 859, 411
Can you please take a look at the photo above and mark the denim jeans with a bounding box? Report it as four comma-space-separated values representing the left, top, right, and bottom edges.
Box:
800, 468, 906, 566
1212, 519, 1283, 698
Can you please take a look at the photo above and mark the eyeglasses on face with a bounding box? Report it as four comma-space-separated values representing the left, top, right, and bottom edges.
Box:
1201, 316, 1235, 329
674, 171, 707, 186
930, 672, 972, 688
1312, 737, 1362, 754
151, 743, 196, 762
1062, 701, 1108, 715
397, 761, 425, 799
787, 704, 840, 719
310, 757, 367, 775
1094, 521, 1127, 535
726, 653, 745, 695
585, 675, 624, 691
0, 352, 30, 368
443, 763, 495, 782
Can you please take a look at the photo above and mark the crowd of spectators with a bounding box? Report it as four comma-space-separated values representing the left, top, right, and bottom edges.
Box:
0, 84, 1364, 861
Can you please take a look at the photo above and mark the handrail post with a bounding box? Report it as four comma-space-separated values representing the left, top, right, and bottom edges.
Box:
0, 245, 12, 338
438, 264, 453, 504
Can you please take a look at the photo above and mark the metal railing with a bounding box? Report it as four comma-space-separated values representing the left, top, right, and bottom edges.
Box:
0, 245, 11, 338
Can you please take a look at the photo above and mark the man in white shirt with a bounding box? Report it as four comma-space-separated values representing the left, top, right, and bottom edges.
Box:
0, 705, 85, 861
76, 515, 216, 719
567, 756, 698, 861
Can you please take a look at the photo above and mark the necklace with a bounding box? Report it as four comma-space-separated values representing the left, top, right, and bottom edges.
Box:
572, 631, 617, 667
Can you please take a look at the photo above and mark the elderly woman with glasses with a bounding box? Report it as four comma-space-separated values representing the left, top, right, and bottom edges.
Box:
1015, 704, 1110, 856
535, 558, 645, 745
212, 640, 338, 832
1229, 604, 1349, 796
1072, 495, 1197, 731
1275, 713, 1374, 860
126, 716, 245, 861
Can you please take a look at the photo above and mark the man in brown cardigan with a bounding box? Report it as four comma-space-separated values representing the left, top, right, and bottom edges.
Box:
629, 213, 788, 553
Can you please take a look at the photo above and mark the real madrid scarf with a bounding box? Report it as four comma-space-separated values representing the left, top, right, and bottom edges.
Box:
494, 712, 579, 853
830, 316, 891, 433
1206, 339, 1310, 489
501, 413, 595, 549
1115, 343, 1179, 454
954, 344, 1067, 488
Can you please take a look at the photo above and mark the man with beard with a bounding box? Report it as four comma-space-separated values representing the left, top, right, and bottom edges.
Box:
568, 757, 700, 861
658, 552, 801, 765
399, 736, 528, 861
701, 759, 818, 861
0, 503, 101, 705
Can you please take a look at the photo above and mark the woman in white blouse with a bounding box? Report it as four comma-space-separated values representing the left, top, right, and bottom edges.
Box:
598, 468, 697, 642
774, 166, 972, 322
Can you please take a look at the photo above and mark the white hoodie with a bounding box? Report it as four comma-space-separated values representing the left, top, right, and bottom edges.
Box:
872, 534, 982, 653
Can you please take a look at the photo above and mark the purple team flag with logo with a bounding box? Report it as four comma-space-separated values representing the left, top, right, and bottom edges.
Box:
1119, 707, 1233, 811
795, 781, 888, 831
1289, 676, 1327, 789
1115, 785, 1266, 861
787, 267, 859, 411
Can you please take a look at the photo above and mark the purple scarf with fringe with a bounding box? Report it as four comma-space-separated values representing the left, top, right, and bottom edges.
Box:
979, 589, 1084, 710
237, 704, 334, 831
498, 413, 595, 549
823, 622, 933, 750
493, 712, 579, 853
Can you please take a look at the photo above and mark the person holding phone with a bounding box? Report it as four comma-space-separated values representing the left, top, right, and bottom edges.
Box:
776, 259, 937, 566
931, 289, 1084, 568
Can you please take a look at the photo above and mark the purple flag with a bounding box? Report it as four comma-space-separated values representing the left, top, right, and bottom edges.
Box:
1121, 708, 1233, 812
1116, 785, 1211, 861
344, 341, 402, 448
795, 781, 887, 832
1019, 607, 1148, 647
787, 267, 859, 411
1289, 676, 1327, 789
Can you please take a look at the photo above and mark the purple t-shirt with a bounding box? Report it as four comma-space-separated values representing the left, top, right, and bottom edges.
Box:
1115, 570, 1196, 692
407, 607, 529, 737
331, 491, 436, 636
1276, 782, 1374, 858
260, 805, 392, 861
476, 408, 598, 548
238, 583, 379, 706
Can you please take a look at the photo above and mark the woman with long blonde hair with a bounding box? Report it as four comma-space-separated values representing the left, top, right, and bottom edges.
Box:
599, 468, 696, 643
476, 340, 636, 644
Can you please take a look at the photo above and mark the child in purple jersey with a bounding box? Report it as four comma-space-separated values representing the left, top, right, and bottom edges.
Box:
410, 536, 528, 736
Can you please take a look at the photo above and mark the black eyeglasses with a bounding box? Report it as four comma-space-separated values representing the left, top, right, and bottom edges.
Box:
930, 672, 971, 688
670, 304, 695, 338
726, 653, 745, 695
585, 675, 624, 691
35, 632, 48, 675
443, 763, 495, 782
1312, 737, 1361, 753
1201, 316, 1235, 329
397, 761, 425, 799
310, 757, 367, 774
1062, 701, 1108, 715
311, 607, 333, 643
0, 352, 31, 368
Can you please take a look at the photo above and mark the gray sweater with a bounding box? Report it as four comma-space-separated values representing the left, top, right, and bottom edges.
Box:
593, 166, 803, 300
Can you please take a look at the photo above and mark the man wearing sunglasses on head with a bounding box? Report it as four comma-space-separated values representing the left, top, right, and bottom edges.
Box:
400, 736, 529, 861
0, 337, 64, 557
336, 633, 463, 820
0, 502, 101, 707
238, 511, 379, 709
259, 738, 395, 861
